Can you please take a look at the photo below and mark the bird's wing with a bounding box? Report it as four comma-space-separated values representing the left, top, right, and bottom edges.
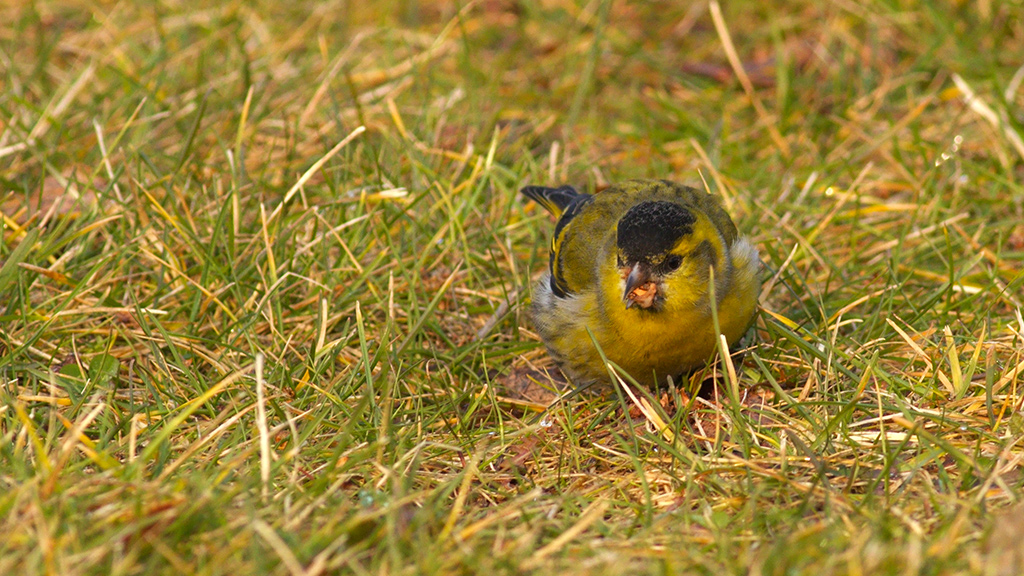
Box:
548, 192, 597, 297
520, 185, 580, 218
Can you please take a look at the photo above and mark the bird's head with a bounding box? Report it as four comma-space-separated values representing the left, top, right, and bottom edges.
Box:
615, 200, 722, 311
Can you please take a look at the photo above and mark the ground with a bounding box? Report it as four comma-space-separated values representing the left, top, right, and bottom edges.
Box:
1, 1, 1024, 574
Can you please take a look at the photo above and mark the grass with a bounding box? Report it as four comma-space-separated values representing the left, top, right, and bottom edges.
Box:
2, 0, 1024, 574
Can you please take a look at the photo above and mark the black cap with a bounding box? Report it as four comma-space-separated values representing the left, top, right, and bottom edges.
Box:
616, 201, 694, 262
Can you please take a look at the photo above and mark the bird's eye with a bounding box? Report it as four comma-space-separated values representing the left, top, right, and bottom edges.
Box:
665, 254, 683, 271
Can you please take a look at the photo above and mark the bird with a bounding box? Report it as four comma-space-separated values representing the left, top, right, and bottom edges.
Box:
521, 178, 761, 388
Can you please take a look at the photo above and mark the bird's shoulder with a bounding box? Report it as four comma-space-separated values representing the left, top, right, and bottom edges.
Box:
547, 192, 607, 297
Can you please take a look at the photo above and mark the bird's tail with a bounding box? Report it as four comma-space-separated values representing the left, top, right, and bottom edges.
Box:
520, 185, 580, 218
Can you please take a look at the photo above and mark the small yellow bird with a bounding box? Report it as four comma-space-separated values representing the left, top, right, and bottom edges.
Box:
521, 179, 761, 388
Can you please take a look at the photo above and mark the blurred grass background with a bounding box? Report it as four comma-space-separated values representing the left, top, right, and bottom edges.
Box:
2, 0, 1024, 574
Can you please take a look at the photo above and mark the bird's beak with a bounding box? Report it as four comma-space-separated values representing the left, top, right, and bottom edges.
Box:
623, 262, 654, 309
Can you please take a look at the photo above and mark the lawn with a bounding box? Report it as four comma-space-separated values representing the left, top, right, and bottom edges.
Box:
2, 0, 1024, 574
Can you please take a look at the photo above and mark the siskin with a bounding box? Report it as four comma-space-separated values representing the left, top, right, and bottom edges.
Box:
521, 179, 761, 388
